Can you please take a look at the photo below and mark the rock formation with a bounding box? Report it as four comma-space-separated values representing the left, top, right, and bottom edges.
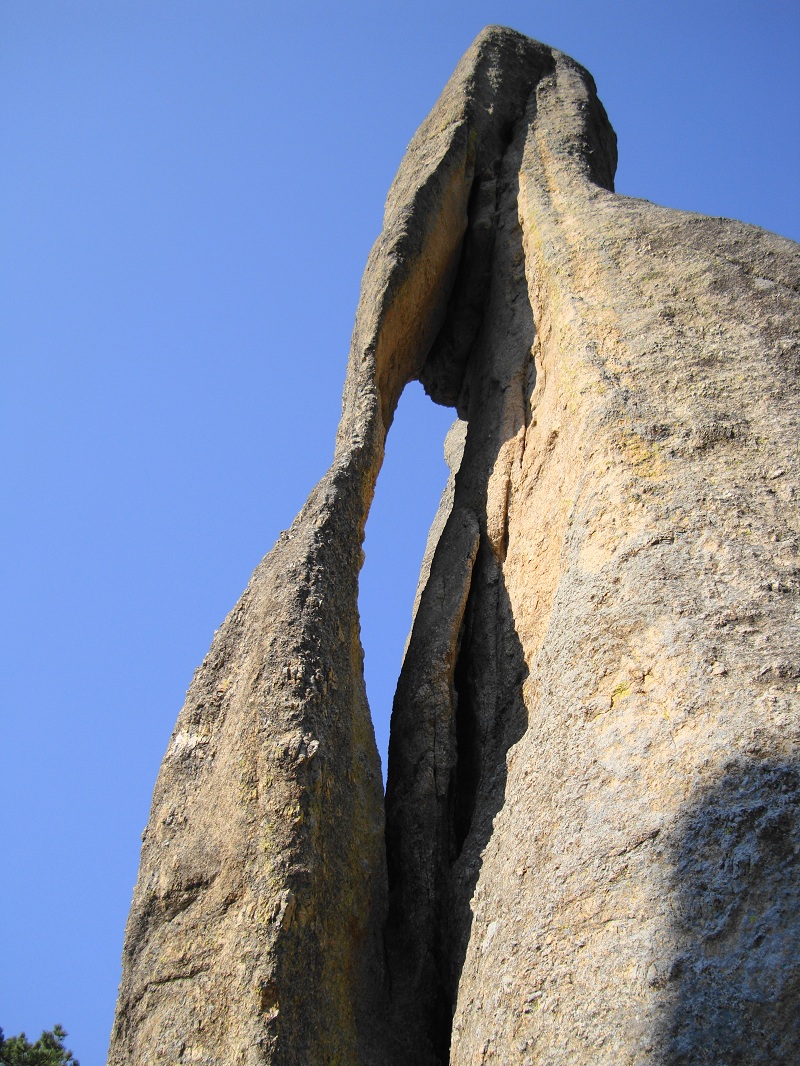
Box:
109, 26, 800, 1066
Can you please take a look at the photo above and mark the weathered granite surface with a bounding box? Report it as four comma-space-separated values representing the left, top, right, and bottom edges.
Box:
109, 26, 800, 1066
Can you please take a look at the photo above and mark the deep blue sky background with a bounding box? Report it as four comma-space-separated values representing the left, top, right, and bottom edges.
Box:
1, 2, 797, 1062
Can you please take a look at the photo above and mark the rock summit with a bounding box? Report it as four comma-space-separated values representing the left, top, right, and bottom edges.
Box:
109, 27, 800, 1066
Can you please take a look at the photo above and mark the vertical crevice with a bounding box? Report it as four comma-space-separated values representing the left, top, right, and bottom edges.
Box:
450, 583, 481, 860
429, 981, 454, 1066
383, 99, 538, 1066
382, 497, 480, 1066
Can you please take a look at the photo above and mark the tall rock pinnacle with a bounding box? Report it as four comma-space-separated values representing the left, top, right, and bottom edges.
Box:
109, 26, 800, 1066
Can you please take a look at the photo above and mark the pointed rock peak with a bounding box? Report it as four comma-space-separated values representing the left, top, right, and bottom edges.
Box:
109, 26, 799, 1066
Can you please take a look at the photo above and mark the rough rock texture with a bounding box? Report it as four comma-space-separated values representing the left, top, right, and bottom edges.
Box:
109, 26, 800, 1066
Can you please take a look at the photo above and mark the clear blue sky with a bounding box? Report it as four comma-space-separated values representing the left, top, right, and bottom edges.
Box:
1, 2, 797, 1062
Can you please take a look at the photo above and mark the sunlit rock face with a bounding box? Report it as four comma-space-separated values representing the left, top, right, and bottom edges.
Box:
109, 26, 800, 1066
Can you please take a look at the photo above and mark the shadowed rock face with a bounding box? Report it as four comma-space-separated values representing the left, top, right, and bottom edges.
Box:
109, 26, 800, 1066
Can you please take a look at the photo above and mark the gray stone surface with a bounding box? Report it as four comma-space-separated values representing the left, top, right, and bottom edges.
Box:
109, 26, 800, 1066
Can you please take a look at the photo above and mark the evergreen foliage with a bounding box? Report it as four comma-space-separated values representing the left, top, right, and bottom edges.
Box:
0, 1025, 79, 1066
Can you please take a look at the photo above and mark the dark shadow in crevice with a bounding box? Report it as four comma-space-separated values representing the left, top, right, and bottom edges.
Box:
654, 757, 800, 1065
438, 545, 529, 1023
434, 118, 536, 1042
418, 117, 518, 415
383, 539, 531, 1066
450, 582, 482, 859
383, 106, 536, 1064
